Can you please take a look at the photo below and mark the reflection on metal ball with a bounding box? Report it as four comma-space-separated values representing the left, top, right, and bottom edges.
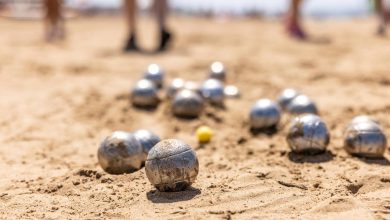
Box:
145, 139, 199, 192
277, 88, 300, 110
344, 120, 387, 158
166, 78, 185, 99
133, 129, 161, 161
250, 99, 281, 129
172, 89, 203, 118
209, 61, 226, 81
349, 115, 379, 126
286, 94, 318, 115
287, 114, 330, 154
131, 79, 159, 107
224, 85, 240, 98
98, 131, 143, 174
144, 64, 164, 88
201, 79, 224, 105
184, 81, 202, 95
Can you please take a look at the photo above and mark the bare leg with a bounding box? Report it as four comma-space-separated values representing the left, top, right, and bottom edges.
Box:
375, 0, 387, 35
154, 0, 172, 51
286, 0, 306, 39
123, 0, 138, 51
44, 0, 64, 42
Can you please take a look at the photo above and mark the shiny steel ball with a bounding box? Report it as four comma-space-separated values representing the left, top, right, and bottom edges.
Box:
131, 79, 159, 107
184, 81, 202, 95
145, 139, 199, 192
277, 88, 300, 110
287, 114, 330, 154
201, 79, 224, 105
344, 121, 387, 158
286, 94, 318, 115
250, 99, 281, 129
224, 85, 240, 98
209, 61, 226, 81
349, 115, 379, 126
133, 129, 161, 161
172, 89, 203, 118
98, 131, 143, 174
144, 64, 164, 88
166, 78, 185, 98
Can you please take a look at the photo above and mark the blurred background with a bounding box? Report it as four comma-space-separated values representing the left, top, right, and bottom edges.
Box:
0, 0, 383, 19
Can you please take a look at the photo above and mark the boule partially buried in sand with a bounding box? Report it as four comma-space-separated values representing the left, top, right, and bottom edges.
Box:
287, 114, 330, 154
98, 131, 144, 174
145, 139, 199, 192
344, 120, 387, 158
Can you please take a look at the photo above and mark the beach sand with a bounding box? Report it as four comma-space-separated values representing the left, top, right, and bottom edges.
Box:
0, 16, 389, 219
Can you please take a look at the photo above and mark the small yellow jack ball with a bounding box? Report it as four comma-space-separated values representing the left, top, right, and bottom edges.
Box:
196, 126, 213, 143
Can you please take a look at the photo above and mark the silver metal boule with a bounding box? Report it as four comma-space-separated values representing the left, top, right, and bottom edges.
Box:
172, 89, 203, 118
133, 129, 161, 161
167, 78, 185, 99
209, 61, 226, 81
250, 99, 281, 129
344, 121, 387, 158
98, 131, 144, 174
201, 78, 224, 105
145, 139, 199, 192
224, 85, 240, 98
144, 64, 164, 88
286, 94, 318, 115
287, 114, 330, 154
131, 79, 159, 107
277, 88, 300, 110
184, 81, 202, 95
349, 115, 380, 126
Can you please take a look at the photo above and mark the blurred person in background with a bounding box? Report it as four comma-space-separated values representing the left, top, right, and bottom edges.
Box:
375, 0, 390, 35
44, 0, 65, 42
286, 0, 389, 39
123, 0, 172, 52
285, 0, 306, 40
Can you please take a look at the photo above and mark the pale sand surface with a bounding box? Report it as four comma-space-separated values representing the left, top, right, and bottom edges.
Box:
0, 16, 390, 219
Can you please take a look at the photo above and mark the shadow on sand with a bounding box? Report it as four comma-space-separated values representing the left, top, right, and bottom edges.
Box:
250, 125, 278, 137
288, 150, 334, 163
146, 187, 201, 204
356, 156, 390, 166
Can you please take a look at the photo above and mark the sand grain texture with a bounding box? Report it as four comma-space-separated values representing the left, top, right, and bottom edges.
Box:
0, 17, 390, 219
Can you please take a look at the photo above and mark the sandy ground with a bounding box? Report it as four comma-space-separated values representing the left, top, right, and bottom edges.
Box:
0, 16, 390, 219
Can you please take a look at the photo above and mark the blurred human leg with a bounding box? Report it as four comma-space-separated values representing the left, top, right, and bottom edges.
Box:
154, 0, 172, 51
375, 0, 388, 35
286, 0, 306, 39
123, 0, 138, 51
44, 0, 65, 41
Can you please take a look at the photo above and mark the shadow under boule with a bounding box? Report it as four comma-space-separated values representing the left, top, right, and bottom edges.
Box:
250, 125, 278, 137
356, 156, 390, 166
146, 186, 201, 203
288, 150, 334, 163
132, 103, 159, 112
